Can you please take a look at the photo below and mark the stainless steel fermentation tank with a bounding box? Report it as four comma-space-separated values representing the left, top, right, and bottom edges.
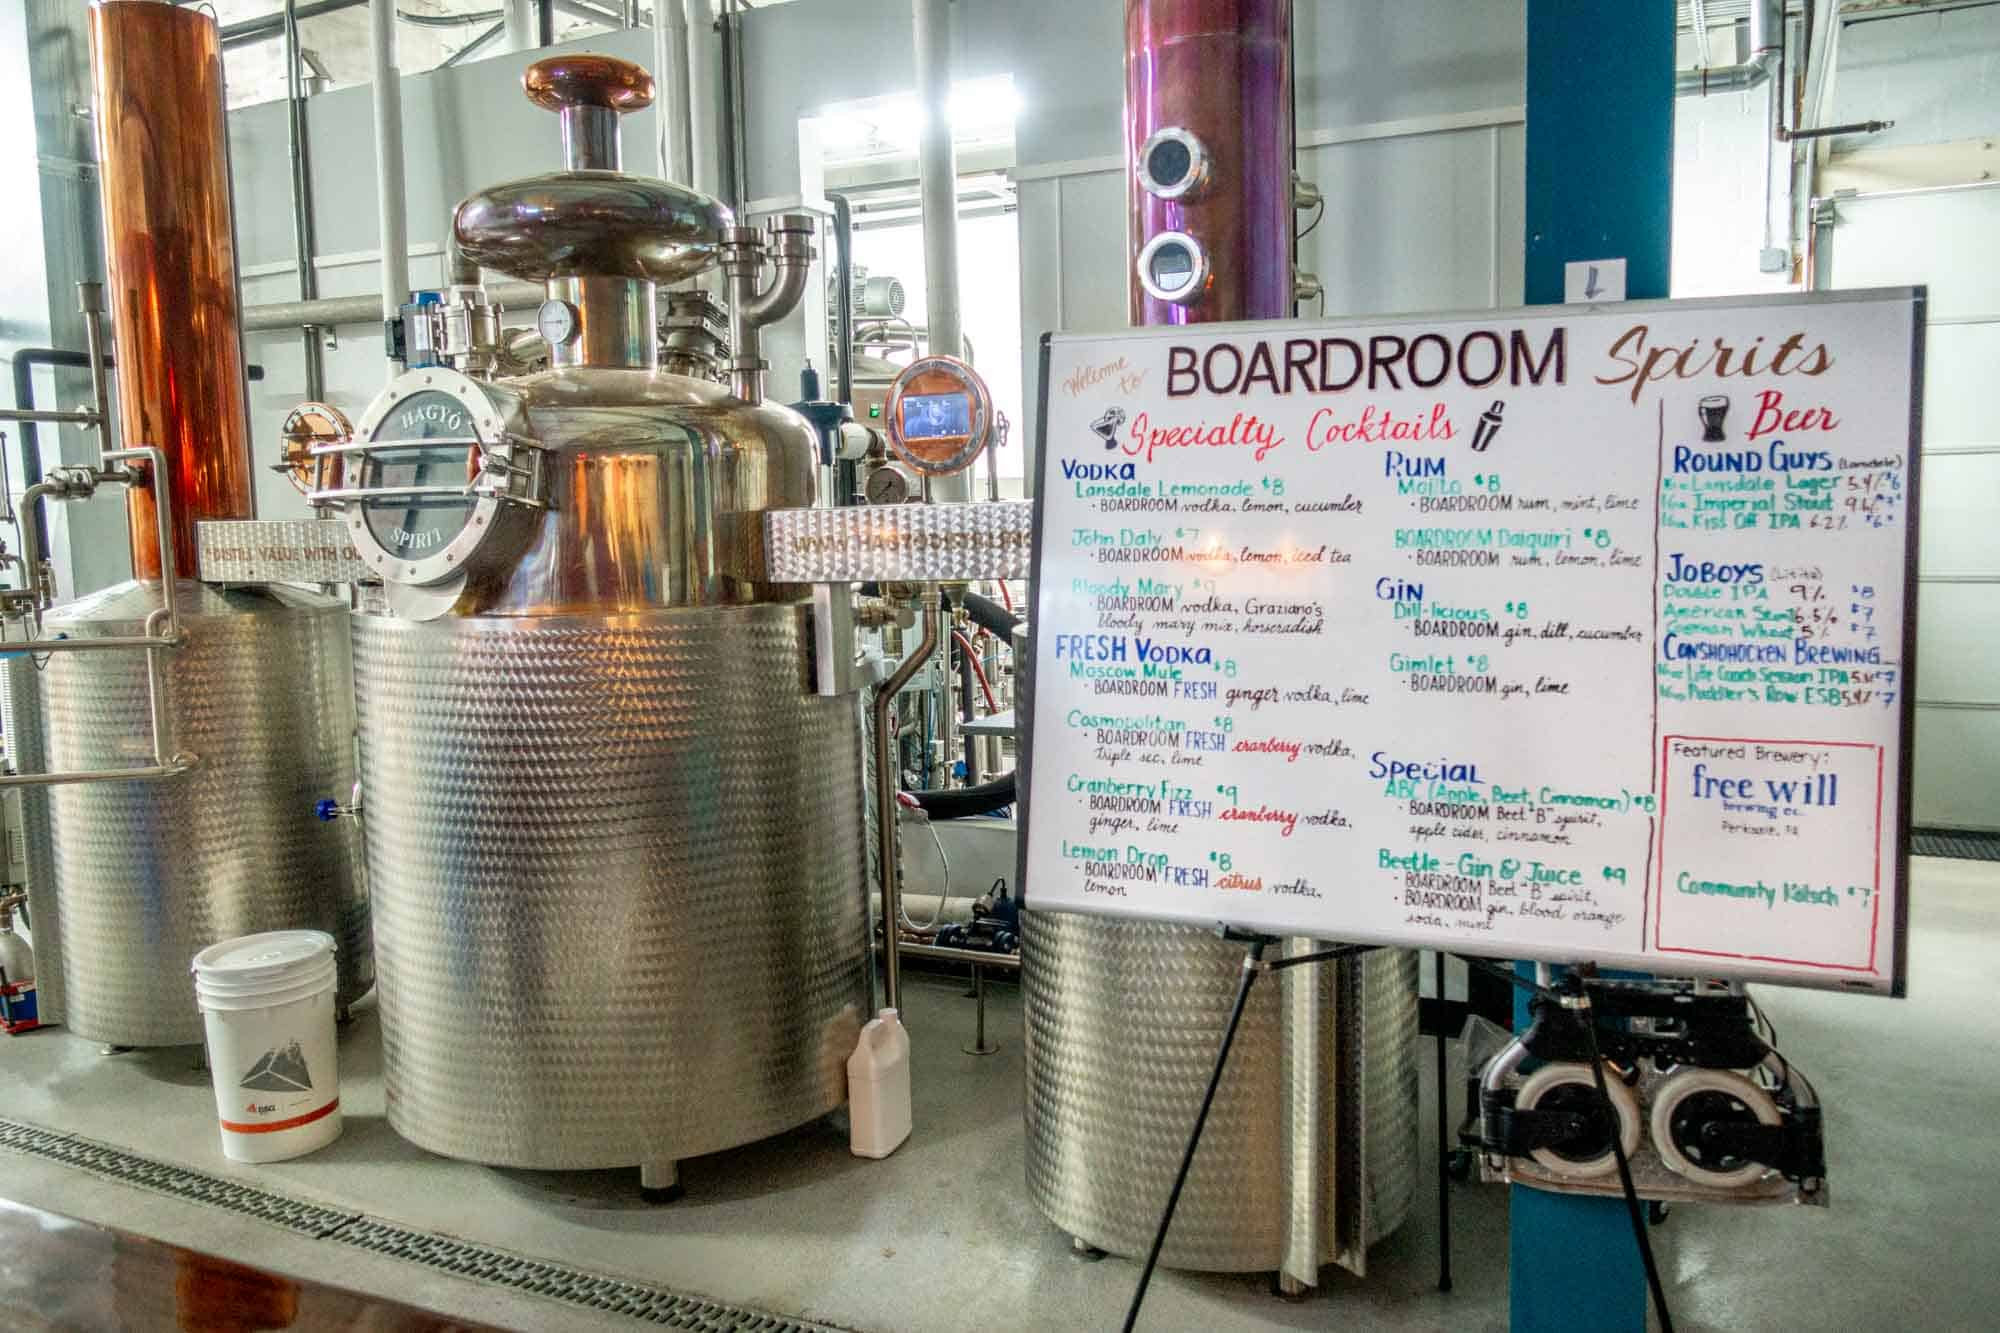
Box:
17, 1, 364, 1048
313, 56, 867, 1180
1020, 0, 1419, 1284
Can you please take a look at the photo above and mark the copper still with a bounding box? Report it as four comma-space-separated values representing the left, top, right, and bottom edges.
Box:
1125, 0, 1303, 324
19, 1, 366, 1047
1021, 0, 1418, 1286
89, 0, 255, 579
300, 55, 867, 1185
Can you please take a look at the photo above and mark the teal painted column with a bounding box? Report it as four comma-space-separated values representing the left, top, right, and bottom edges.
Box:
1513, 2, 1674, 1330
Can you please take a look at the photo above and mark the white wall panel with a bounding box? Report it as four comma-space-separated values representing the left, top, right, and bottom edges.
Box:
1914, 583, 2000, 704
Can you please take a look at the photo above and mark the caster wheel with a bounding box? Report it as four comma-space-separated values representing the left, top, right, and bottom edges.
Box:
1514, 1061, 1642, 1181
1650, 1068, 1780, 1189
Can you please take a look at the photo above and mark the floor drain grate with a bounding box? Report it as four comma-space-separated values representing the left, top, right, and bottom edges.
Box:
0, 1117, 841, 1331
1912, 828, 2000, 862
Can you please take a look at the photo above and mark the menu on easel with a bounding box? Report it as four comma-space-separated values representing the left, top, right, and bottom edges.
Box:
1024, 289, 1921, 993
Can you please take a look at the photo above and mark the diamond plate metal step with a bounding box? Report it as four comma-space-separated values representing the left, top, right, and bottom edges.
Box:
0, 1117, 841, 1331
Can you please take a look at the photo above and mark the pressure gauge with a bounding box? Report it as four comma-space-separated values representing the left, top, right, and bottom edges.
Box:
864, 462, 916, 506
536, 297, 579, 347
883, 354, 995, 477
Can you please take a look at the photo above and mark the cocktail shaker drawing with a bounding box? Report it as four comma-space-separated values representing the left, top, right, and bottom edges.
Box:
1699, 394, 1730, 442
1090, 406, 1127, 449
1471, 400, 1505, 452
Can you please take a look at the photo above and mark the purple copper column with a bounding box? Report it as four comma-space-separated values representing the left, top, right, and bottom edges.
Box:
1125, 0, 1294, 325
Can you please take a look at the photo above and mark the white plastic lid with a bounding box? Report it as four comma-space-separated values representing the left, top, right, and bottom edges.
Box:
192, 930, 335, 984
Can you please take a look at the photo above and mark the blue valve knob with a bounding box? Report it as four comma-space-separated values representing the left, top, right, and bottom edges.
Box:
314, 798, 340, 822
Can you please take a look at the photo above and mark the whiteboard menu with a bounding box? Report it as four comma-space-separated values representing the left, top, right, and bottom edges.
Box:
1023, 290, 1921, 993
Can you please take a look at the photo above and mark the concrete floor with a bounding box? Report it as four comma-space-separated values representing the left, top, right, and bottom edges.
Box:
0, 855, 1992, 1331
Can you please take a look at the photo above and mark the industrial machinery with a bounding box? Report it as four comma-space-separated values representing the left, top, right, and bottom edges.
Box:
292, 54, 868, 1191
1470, 978, 1827, 1205
1018, 0, 1416, 1286
0, 0, 366, 1049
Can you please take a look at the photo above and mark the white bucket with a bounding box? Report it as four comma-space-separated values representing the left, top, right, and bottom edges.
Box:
191, 930, 342, 1164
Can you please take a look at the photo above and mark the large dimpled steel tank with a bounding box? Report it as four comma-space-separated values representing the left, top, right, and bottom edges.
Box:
326, 54, 868, 1183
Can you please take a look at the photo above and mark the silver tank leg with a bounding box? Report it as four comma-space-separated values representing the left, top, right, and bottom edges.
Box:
1275, 1271, 1313, 1299
640, 1160, 683, 1204
1072, 1236, 1106, 1261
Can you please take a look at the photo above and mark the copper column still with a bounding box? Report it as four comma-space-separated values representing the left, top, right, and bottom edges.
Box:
89, 0, 255, 581
27, 1, 366, 1049
1021, 0, 1420, 1285
1125, 0, 1295, 324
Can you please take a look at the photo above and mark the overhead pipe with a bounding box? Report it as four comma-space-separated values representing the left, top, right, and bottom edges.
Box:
685, 0, 723, 201
504, 0, 535, 50
913, 0, 969, 503
1677, 0, 1780, 95
717, 2, 748, 213
243, 280, 544, 332
656, 0, 692, 181
283, 1, 326, 400
370, 0, 410, 380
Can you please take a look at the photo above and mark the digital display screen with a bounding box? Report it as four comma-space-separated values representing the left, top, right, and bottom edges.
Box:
901, 392, 972, 440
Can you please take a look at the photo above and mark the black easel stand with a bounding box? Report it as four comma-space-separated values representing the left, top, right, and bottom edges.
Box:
1120, 932, 1377, 1333
1433, 950, 1453, 1294
1123, 948, 1674, 1333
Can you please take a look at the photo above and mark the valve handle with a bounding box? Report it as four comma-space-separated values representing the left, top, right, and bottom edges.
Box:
314, 797, 340, 822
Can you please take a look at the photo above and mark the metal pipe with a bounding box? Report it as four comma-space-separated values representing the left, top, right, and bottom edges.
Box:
442, 19, 509, 66
874, 588, 942, 1012
503, 0, 535, 49
283, 0, 326, 400
243, 280, 544, 332
657, 0, 691, 181
1677, 0, 1780, 95
718, 2, 748, 214
538, 0, 554, 50
559, 104, 623, 171
220, 0, 365, 48
0, 408, 100, 428
0, 450, 196, 789
827, 192, 855, 403
79, 286, 110, 444
685, 0, 722, 201
722, 217, 814, 404
371, 0, 410, 378
900, 940, 1020, 972
913, 0, 969, 502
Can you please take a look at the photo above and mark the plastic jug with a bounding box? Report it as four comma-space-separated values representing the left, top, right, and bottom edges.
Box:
847, 1007, 911, 1158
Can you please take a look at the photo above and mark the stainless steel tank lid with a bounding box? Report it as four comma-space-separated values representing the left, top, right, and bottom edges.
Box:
454, 54, 733, 287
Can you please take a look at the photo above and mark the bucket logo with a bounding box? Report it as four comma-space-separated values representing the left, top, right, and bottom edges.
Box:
1089, 407, 1126, 450
239, 1039, 314, 1093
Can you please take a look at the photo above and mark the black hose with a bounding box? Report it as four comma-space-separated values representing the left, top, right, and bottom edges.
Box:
905, 772, 1016, 820
827, 192, 855, 405
961, 589, 1018, 639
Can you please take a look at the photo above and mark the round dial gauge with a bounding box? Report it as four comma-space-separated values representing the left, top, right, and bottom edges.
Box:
536, 298, 579, 347
864, 463, 914, 505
